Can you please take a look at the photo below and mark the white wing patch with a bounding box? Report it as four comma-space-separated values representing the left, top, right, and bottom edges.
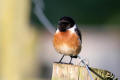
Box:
69, 24, 82, 43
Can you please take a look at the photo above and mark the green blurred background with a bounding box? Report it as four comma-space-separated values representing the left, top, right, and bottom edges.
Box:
31, 0, 120, 26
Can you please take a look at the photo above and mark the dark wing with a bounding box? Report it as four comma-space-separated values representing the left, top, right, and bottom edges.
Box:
75, 27, 82, 43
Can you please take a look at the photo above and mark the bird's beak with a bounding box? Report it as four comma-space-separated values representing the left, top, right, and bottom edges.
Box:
58, 26, 66, 32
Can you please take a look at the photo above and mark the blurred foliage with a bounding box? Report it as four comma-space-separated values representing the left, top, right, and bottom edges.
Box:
104, 72, 118, 80
31, 0, 120, 26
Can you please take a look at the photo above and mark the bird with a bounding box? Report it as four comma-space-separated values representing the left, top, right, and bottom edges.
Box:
53, 16, 82, 64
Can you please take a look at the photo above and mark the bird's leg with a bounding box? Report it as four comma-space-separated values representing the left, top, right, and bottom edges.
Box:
69, 56, 78, 64
69, 56, 73, 64
59, 55, 64, 63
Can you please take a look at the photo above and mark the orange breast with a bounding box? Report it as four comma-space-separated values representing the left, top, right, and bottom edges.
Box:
53, 30, 81, 56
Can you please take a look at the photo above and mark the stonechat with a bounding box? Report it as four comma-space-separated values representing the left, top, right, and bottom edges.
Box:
53, 16, 82, 64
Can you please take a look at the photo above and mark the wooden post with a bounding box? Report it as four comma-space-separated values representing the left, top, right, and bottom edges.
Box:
52, 63, 114, 80
0, 0, 38, 80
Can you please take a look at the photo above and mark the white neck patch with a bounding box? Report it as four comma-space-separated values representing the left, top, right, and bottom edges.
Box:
55, 24, 77, 33
68, 24, 76, 33
56, 28, 59, 33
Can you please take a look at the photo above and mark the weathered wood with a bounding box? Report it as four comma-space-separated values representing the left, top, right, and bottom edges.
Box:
52, 63, 113, 80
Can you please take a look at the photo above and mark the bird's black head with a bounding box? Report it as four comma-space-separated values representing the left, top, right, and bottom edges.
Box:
58, 16, 75, 32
